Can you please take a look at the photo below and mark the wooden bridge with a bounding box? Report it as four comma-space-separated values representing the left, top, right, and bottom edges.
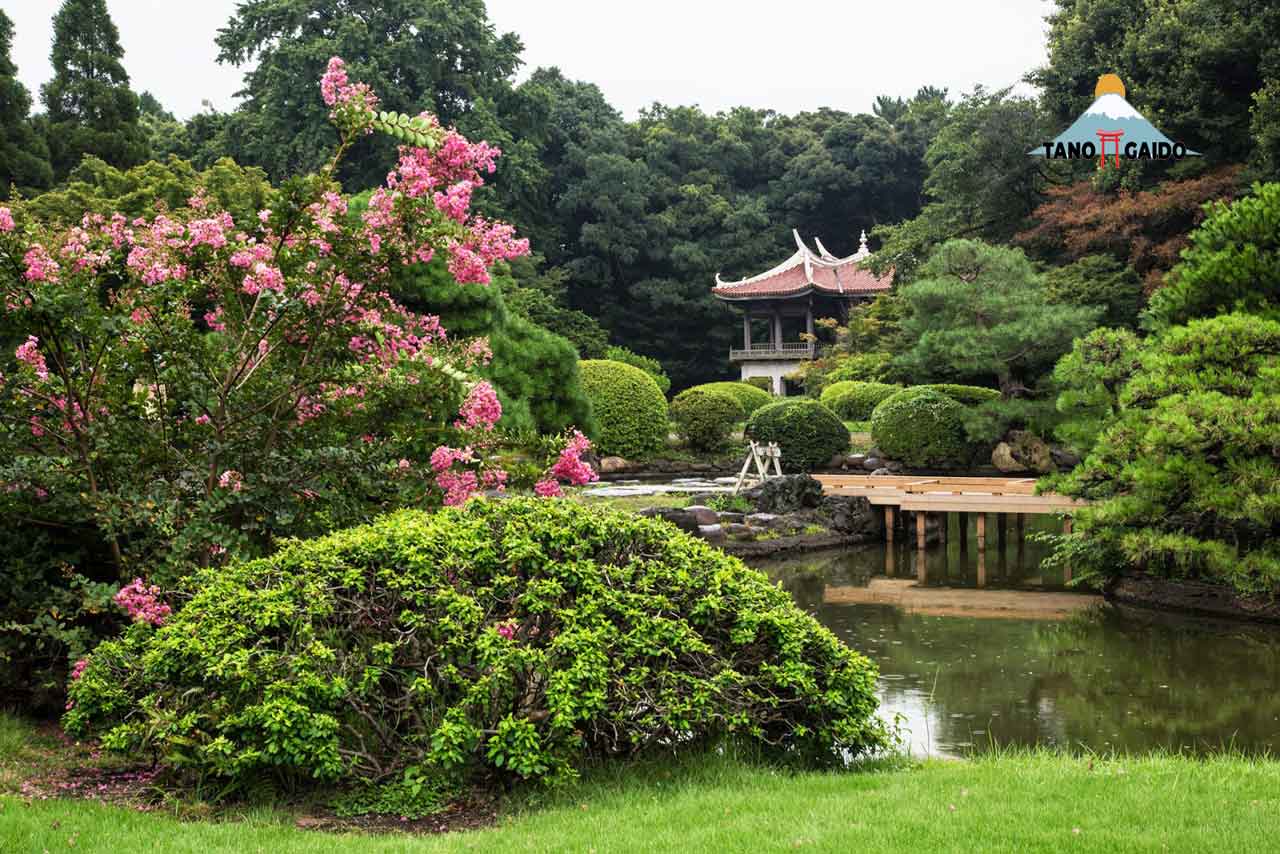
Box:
813, 474, 1087, 580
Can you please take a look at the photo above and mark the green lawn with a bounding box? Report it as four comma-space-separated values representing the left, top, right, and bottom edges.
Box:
4, 714, 1279, 853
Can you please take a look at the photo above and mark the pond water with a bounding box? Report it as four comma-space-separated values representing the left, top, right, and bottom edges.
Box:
751, 519, 1280, 758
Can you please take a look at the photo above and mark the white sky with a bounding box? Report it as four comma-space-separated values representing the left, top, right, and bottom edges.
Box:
5, 0, 1054, 120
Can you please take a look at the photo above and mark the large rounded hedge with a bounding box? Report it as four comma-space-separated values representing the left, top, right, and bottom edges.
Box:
685, 381, 773, 416
578, 359, 669, 458
745, 398, 850, 472
820, 381, 901, 421
65, 499, 887, 791
919, 384, 1001, 406
870, 387, 970, 468
670, 387, 745, 451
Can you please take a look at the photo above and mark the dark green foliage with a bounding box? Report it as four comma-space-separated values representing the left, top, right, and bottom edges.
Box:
1052, 328, 1144, 455
501, 266, 609, 358
0, 11, 52, 198
1051, 314, 1280, 592
1044, 256, 1145, 329
744, 376, 773, 393
213, 0, 521, 187
870, 387, 970, 469
670, 388, 744, 451
745, 399, 849, 472
895, 240, 1101, 394
388, 260, 595, 436
40, 0, 148, 181
65, 500, 887, 789
820, 381, 901, 421
25, 156, 274, 226
684, 382, 773, 416
604, 346, 671, 394
578, 360, 669, 459
1146, 182, 1280, 329
917, 384, 1002, 406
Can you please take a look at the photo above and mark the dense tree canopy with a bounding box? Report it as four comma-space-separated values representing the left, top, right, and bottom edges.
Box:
213, 0, 522, 187
0, 11, 53, 198
40, 0, 148, 182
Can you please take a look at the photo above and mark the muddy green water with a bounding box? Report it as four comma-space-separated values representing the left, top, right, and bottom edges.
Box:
751, 516, 1280, 757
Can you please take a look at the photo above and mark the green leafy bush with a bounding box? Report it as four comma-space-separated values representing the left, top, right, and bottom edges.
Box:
1049, 314, 1280, 592
1043, 255, 1145, 329
670, 388, 745, 451
918, 384, 1002, 405
1051, 328, 1143, 454
745, 399, 850, 472
604, 346, 671, 394
870, 387, 970, 468
820, 381, 901, 421
744, 376, 774, 393
685, 382, 773, 416
578, 360, 669, 458
66, 499, 888, 791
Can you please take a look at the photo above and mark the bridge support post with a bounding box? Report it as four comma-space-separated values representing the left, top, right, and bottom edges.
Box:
1063, 516, 1073, 583
997, 513, 1008, 561
958, 512, 968, 552
884, 506, 895, 545
976, 513, 986, 554
916, 511, 927, 553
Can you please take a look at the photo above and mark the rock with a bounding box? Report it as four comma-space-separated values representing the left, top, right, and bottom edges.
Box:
697, 523, 725, 543
691, 462, 714, 472
818, 495, 882, 538
723, 523, 753, 538
862, 457, 882, 471
638, 507, 699, 534
884, 460, 905, 473
684, 505, 720, 526
713, 476, 739, 485
745, 512, 779, 528
828, 453, 847, 469
847, 453, 867, 467
717, 511, 745, 524
991, 442, 1028, 473
1051, 446, 1081, 469
870, 467, 894, 477
598, 456, 631, 475
747, 474, 824, 514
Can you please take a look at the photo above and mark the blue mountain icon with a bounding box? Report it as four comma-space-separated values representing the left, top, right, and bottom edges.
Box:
1029, 93, 1199, 156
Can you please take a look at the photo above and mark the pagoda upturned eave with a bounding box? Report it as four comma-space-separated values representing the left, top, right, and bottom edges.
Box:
711, 230, 892, 301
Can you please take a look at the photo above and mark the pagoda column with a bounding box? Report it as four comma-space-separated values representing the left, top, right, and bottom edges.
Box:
742, 312, 752, 350
771, 310, 782, 350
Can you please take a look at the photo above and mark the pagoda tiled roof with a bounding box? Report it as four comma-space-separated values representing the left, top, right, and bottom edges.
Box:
711, 230, 893, 301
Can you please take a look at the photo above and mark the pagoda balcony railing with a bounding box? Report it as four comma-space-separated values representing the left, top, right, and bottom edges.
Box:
729, 341, 816, 361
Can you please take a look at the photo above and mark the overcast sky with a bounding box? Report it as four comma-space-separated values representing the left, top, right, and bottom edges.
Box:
5, 0, 1055, 120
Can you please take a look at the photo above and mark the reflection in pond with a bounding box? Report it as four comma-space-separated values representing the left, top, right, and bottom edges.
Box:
754, 542, 1280, 758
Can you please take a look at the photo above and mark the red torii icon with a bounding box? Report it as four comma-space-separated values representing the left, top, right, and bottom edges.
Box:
1096, 130, 1124, 169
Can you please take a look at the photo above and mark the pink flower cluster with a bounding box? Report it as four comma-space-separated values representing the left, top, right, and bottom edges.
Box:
533, 431, 597, 499
496, 621, 517, 640
15, 336, 48, 380
319, 57, 379, 124
22, 245, 60, 283
445, 219, 530, 285
430, 444, 479, 506
455, 381, 502, 431
70, 658, 89, 681
218, 469, 243, 492
113, 578, 171, 626
0, 206, 15, 232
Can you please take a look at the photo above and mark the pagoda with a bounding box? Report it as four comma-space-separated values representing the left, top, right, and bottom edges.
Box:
711, 229, 892, 395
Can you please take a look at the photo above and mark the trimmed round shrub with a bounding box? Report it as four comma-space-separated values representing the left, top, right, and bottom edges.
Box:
745, 399, 850, 472
820, 381, 901, 421
578, 359, 669, 458
687, 381, 773, 416
919, 384, 1001, 406
670, 387, 745, 451
65, 499, 887, 791
870, 387, 970, 468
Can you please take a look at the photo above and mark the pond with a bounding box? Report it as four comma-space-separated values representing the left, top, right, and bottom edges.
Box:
751, 520, 1280, 758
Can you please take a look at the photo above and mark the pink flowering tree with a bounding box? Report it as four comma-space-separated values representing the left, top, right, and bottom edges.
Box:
0, 59, 588, 702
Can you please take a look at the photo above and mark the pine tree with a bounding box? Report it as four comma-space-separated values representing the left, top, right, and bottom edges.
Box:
0, 10, 53, 198
40, 0, 148, 182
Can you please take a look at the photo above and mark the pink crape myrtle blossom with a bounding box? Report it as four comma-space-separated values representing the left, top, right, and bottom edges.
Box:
548, 430, 598, 486
22, 245, 60, 283
15, 336, 49, 380
113, 579, 171, 626
455, 381, 502, 431
533, 478, 563, 498
0, 207, 14, 232
70, 658, 89, 681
